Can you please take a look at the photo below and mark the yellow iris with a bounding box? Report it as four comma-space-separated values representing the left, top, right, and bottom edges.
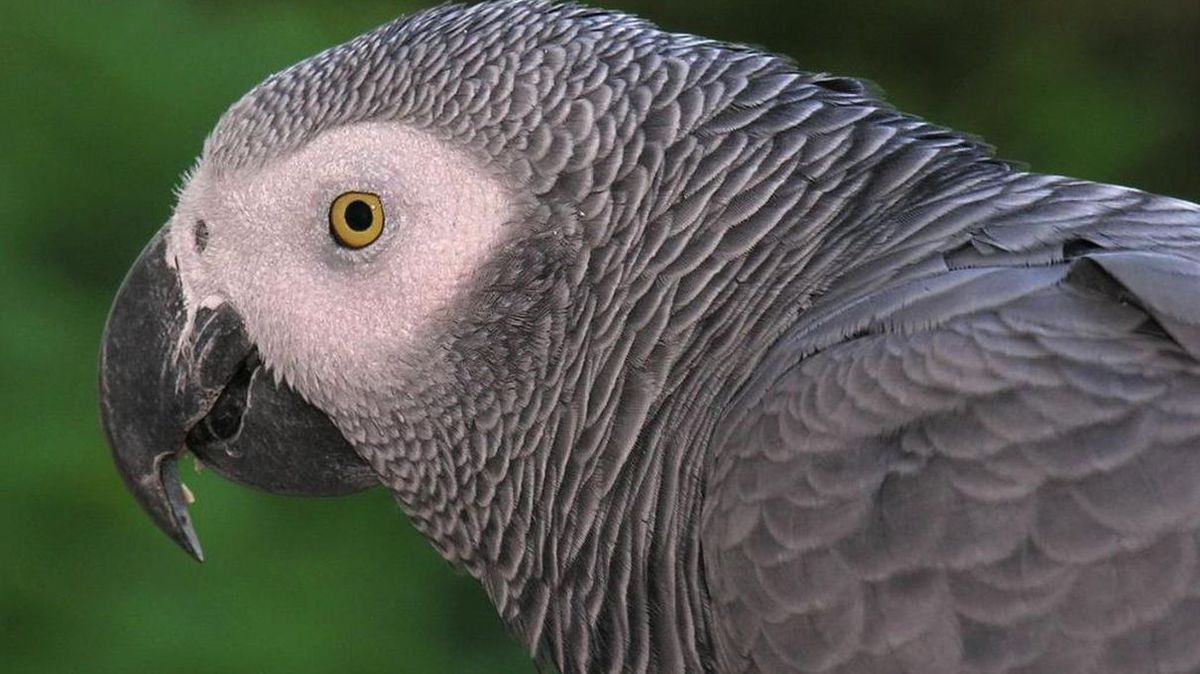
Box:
329, 191, 384, 249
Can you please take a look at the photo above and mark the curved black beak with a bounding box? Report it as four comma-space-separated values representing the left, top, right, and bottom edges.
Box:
99, 230, 377, 562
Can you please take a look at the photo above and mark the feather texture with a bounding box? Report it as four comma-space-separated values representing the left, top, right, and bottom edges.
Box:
706, 233, 1200, 672
193, 2, 1200, 671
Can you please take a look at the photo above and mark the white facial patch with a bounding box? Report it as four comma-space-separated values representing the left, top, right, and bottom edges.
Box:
170, 121, 517, 410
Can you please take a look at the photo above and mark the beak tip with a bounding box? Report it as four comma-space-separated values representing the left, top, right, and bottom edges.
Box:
177, 527, 205, 563
156, 455, 207, 563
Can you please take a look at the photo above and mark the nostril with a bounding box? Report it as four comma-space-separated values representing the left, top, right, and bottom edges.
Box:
193, 219, 210, 253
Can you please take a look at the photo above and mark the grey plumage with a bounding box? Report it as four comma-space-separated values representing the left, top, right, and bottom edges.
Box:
705, 245, 1200, 672
98, 1, 1200, 673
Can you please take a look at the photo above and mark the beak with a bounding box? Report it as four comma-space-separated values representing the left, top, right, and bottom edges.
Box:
99, 230, 377, 562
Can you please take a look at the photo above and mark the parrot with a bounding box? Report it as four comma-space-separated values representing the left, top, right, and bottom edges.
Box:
98, 1, 1200, 672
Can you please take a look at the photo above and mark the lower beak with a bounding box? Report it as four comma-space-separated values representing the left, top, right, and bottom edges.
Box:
98, 229, 377, 562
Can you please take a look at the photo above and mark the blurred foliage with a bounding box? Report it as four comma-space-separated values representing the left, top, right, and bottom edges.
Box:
0, 1, 1196, 672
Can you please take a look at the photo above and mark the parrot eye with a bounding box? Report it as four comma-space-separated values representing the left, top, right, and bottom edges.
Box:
329, 191, 385, 248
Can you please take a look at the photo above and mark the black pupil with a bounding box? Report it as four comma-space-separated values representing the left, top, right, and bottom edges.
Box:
344, 200, 374, 232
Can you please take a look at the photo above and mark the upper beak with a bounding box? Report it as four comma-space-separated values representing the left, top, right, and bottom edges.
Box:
99, 229, 377, 562
98, 231, 241, 560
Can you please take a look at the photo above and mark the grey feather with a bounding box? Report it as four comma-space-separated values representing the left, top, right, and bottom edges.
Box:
181, 2, 1200, 672
705, 244, 1200, 672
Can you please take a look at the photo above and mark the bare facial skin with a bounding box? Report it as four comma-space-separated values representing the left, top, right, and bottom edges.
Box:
166, 122, 517, 406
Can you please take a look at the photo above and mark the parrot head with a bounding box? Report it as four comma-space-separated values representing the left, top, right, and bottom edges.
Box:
98, 123, 525, 560
99, 2, 589, 562
97, 0, 873, 583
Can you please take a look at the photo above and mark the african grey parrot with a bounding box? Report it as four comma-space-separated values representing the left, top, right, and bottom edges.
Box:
98, 1, 1200, 672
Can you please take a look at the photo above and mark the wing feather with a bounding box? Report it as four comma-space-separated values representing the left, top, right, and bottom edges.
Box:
703, 247, 1200, 673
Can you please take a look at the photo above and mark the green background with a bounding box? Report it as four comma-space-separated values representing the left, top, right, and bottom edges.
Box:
2, 1, 1197, 672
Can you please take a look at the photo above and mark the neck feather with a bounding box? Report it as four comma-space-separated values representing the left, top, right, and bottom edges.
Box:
364, 99, 1017, 672
477, 109, 1013, 671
